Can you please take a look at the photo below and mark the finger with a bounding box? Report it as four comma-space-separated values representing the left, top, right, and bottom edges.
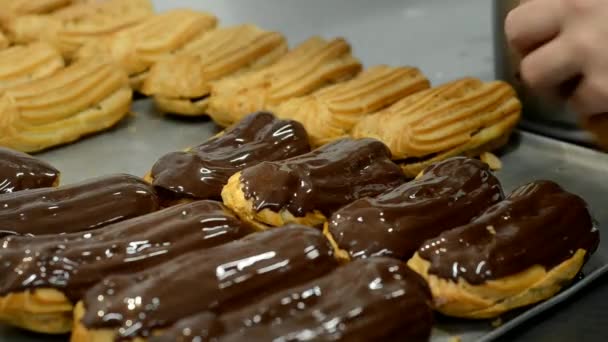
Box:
505, 0, 565, 55
568, 77, 608, 116
519, 37, 582, 97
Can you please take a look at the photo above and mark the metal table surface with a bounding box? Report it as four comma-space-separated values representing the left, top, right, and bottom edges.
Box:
3, 0, 608, 340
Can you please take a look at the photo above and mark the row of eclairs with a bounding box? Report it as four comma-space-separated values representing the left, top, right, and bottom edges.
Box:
0, 113, 599, 341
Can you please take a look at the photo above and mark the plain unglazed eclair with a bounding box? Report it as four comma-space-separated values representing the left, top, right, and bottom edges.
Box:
147, 112, 310, 205
407, 180, 600, 319
0, 42, 64, 93
76, 9, 218, 91
0, 58, 132, 153
0, 200, 251, 334
4, 0, 154, 59
0, 147, 60, 194
142, 25, 288, 115
0, 0, 72, 16
152, 257, 434, 342
273, 65, 430, 146
351, 77, 522, 177
0, 174, 159, 236
207, 36, 362, 127
70, 225, 339, 342
325, 157, 504, 263
221, 138, 406, 230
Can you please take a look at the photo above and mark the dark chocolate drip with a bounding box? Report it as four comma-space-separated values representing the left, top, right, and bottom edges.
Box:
0, 174, 159, 236
0, 147, 59, 195
0, 201, 251, 302
240, 138, 405, 217
329, 157, 504, 260
419, 180, 600, 284
153, 258, 433, 342
151, 112, 311, 201
81, 225, 338, 340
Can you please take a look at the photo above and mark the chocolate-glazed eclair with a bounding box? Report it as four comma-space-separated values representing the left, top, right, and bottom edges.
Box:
222, 138, 406, 230
148, 112, 311, 204
0, 174, 159, 236
408, 180, 600, 319
0, 200, 251, 334
326, 157, 504, 262
0, 147, 60, 194
153, 258, 434, 342
71, 225, 338, 341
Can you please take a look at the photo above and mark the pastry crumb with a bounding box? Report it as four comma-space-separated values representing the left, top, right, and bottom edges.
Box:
491, 317, 503, 327
480, 152, 502, 170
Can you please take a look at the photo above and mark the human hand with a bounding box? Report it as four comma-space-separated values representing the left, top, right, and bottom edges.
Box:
505, 0, 608, 119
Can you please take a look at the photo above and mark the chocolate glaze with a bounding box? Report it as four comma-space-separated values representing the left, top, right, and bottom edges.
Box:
82, 225, 338, 340
151, 112, 310, 201
240, 138, 405, 217
153, 258, 433, 342
329, 157, 504, 260
0, 174, 159, 236
0, 147, 59, 194
419, 180, 600, 284
0, 201, 251, 302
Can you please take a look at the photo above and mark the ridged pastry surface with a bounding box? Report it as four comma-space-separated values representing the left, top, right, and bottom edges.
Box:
5, 0, 154, 58
0, 59, 132, 152
142, 24, 287, 100
0, 42, 64, 93
1, 0, 72, 15
352, 78, 522, 159
207, 36, 362, 126
77, 9, 218, 77
275, 65, 430, 146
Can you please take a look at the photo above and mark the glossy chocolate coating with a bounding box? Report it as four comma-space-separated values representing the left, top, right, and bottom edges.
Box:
154, 258, 433, 342
329, 157, 504, 260
0, 201, 251, 302
0, 147, 59, 194
82, 225, 338, 340
151, 112, 310, 201
0, 174, 159, 236
240, 138, 405, 217
419, 180, 600, 284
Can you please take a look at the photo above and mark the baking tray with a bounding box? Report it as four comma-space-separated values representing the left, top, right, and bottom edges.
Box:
1, 99, 607, 341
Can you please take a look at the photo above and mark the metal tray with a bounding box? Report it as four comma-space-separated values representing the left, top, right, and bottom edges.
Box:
1, 99, 607, 341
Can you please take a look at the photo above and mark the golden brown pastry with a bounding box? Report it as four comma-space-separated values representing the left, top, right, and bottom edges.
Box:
274, 65, 430, 146
142, 25, 288, 115
0, 58, 132, 153
0, 42, 64, 93
352, 78, 522, 177
76, 9, 218, 90
0, 0, 72, 20
0, 201, 251, 334
407, 180, 600, 319
0, 30, 8, 49
222, 138, 405, 230
207, 36, 362, 127
4, 0, 154, 59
